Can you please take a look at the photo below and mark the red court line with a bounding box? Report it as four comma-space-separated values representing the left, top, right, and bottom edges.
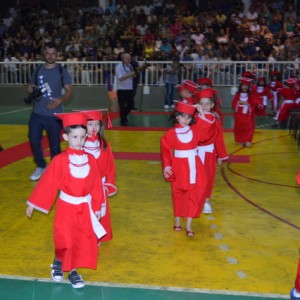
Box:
113, 152, 160, 160
109, 126, 168, 131
227, 155, 250, 163
109, 126, 233, 132
0, 136, 50, 168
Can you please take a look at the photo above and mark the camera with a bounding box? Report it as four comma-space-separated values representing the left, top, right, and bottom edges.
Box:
24, 86, 44, 104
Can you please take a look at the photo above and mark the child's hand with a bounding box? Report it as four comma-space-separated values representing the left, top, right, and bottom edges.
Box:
164, 166, 173, 178
95, 211, 101, 220
217, 158, 223, 166
213, 111, 221, 120
194, 104, 205, 118
26, 205, 34, 218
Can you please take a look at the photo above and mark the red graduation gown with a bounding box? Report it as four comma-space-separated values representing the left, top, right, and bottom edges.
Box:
161, 124, 207, 218
196, 113, 228, 199
232, 92, 258, 143
27, 147, 104, 271
83, 137, 117, 242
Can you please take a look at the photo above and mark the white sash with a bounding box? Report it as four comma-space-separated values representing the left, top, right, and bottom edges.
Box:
59, 191, 106, 239
174, 149, 197, 184
197, 144, 214, 164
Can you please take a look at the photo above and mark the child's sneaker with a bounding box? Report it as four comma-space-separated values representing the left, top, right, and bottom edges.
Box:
203, 202, 212, 214
50, 258, 63, 282
291, 288, 300, 299
68, 270, 85, 289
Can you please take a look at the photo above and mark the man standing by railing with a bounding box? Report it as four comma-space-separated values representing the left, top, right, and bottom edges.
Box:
115, 53, 136, 126
26, 42, 73, 180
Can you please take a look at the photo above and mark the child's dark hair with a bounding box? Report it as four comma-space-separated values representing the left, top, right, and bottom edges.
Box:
98, 121, 108, 150
238, 83, 251, 94
64, 124, 87, 133
169, 111, 196, 127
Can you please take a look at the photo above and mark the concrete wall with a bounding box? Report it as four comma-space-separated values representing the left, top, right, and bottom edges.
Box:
0, 85, 235, 111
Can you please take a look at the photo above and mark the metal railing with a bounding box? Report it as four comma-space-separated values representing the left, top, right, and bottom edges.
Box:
0, 60, 298, 87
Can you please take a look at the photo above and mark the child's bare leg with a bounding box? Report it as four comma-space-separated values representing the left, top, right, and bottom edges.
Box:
186, 217, 194, 237
174, 216, 182, 231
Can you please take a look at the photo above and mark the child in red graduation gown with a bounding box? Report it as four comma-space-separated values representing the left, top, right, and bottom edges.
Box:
197, 77, 224, 124
82, 110, 117, 243
232, 77, 260, 147
290, 169, 300, 300
26, 112, 106, 289
295, 81, 300, 109
273, 78, 297, 128
160, 102, 208, 237
268, 70, 283, 115
252, 77, 273, 117
193, 88, 228, 214
177, 79, 199, 104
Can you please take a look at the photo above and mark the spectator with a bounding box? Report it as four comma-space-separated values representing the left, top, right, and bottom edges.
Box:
113, 41, 125, 60
190, 27, 205, 45
27, 42, 73, 181
268, 16, 282, 35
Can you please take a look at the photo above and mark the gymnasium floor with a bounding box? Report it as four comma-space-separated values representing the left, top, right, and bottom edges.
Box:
0, 105, 299, 300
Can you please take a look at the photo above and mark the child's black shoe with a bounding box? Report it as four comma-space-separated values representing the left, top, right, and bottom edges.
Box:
68, 270, 85, 289
50, 257, 63, 282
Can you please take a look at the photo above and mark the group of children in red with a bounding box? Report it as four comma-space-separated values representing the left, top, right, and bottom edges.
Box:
235, 70, 300, 136
26, 109, 116, 289
160, 77, 228, 237
24, 75, 300, 292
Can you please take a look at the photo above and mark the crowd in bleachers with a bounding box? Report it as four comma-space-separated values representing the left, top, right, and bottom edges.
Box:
0, 0, 300, 61
0, 0, 299, 65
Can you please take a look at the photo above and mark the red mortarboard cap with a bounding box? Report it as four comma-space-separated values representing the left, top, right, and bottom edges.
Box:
82, 110, 103, 121
82, 109, 112, 128
177, 84, 184, 93
271, 70, 280, 76
257, 77, 266, 82
55, 112, 87, 127
175, 101, 196, 115
284, 78, 297, 86
242, 71, 256, 79
193, 88, 215, 100
197, 77, 212, 86
239, 77, 253, 85
181, 79, 199, 93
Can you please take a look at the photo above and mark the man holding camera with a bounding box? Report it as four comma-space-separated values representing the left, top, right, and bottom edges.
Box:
27, 42, 73, 180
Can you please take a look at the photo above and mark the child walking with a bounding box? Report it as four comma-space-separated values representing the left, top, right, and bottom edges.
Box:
160, 102, 207, 237
26, 112, 106, 289
232, 77, 260, 147
193, 89, 228, 214
82, 110, 117, 243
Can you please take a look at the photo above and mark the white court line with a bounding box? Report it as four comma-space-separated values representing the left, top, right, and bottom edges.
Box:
0, 107, 31, 116
0, 274, 289, 298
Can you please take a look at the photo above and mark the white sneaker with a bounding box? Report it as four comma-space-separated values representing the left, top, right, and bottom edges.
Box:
30, 167, 45, 181
164, 105, 169, 109
245, 141, 252, 147
203, 202, 212, 214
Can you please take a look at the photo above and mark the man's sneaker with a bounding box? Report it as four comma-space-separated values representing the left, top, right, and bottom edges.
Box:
203, 202, 212, 214
50, 258, 63, 282
164, 105, 169, 109
68, 270, 85, 289
30, 167, 45, 181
